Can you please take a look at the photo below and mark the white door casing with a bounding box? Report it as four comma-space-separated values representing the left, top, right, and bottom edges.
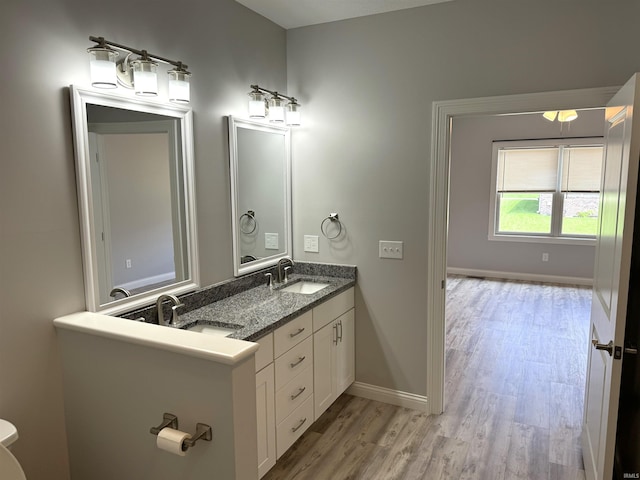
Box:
582, 74, 640, 480
429, 86, 619, 415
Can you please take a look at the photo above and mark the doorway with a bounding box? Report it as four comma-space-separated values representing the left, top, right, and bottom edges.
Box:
426, 86, 618, 414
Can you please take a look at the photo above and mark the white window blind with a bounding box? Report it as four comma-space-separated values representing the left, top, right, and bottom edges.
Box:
561, 146, 603, 192
496, 148, 558, 192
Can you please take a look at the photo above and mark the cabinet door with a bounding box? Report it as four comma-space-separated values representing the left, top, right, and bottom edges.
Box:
256, 364, 276, 478
336, 309, 355, 396
313, 320, 337, 420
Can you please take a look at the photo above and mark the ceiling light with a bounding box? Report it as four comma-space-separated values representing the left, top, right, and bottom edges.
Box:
543, 110, 578, 122
557, 110, 578, 122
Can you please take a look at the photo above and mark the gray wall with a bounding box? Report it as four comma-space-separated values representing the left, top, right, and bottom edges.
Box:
286, 0, 640, 397
449, 110, 605, 280
0, 0, 285, 478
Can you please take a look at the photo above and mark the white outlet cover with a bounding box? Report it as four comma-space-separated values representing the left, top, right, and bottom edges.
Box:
304, 235, 319, 253
379, 240, 403, 259
265, 233, 279, 250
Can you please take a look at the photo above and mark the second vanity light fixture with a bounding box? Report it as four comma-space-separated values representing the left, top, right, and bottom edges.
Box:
248, 85, 301, 126
87, 36, 192, 104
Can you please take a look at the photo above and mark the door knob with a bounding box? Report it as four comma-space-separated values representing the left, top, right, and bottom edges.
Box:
592, 339, 614, 356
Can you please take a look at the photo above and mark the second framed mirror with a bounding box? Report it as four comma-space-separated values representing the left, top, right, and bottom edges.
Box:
228, 116, 292, 276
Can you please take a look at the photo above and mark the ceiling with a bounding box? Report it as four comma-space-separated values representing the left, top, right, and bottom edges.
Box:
234, 0, 455, 29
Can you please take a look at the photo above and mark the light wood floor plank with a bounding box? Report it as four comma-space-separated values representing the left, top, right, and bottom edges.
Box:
263, 276, 591, 480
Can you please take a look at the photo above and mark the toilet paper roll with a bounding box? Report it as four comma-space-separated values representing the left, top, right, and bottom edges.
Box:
156, 427, 192, 456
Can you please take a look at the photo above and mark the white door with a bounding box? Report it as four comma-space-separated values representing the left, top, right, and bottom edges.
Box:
582, 74, 640, 480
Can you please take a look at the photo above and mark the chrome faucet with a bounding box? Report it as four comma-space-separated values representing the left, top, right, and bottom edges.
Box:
109, 287, 131, 299
156, 294, 184, 326
276, 257, 295, 283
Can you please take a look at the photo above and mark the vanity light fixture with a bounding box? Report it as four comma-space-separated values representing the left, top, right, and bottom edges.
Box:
87, 36, 191, 103
248, 85, 301, 126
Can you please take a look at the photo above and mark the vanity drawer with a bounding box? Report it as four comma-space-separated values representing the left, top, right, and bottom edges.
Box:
275, 336, 313, 390
275, 365, 313, 424
313, 287, 354, 332
273, 310, 312, 357
276, 395, 314, 459
255, 333, 274, 373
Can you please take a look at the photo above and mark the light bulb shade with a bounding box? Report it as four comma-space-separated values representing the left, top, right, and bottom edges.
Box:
88, 47, 119, 89
543, 111, 558, 121
248, 91, 266, 118
268, 96, 286, 123
557, 110, 578, 122
168, 69, 191, 104
286, 102, 301, 126
131, 58, 158, 96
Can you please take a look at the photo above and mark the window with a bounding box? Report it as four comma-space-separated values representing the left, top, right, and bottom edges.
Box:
489, 138, 603, 244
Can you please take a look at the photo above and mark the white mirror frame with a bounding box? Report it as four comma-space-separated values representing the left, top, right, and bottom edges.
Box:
70, 85, 199, 315
228, 116, 292, 276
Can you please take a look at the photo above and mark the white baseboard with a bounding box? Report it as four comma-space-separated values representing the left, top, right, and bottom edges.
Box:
346, 382, 429, 412
119, 272, 176, 291
447, 267, 593, 286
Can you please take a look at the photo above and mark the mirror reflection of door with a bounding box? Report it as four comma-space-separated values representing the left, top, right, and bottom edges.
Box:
87, 119, 182, 305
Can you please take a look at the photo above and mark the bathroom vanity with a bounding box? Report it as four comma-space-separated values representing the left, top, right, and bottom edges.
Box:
54, 265, 355, 480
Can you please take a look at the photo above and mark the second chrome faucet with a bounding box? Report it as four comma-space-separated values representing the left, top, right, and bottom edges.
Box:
156, 294, 184, 326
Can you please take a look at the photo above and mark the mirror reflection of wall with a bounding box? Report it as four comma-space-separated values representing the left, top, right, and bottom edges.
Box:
237, 127, 286, 261
228, 116, 292, 276
70, 86, 198, 314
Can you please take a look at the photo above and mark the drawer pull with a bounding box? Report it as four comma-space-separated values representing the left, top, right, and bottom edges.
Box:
290, 386, 306, 400
291, 417, 307, 433
289, 327, 305, 338
290, 356, 306, 368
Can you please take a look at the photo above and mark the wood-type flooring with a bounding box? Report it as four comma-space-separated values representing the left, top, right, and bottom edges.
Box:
263, 276, 592, 480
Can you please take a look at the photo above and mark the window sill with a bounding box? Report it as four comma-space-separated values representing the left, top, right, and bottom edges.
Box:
488, 233, 596, 246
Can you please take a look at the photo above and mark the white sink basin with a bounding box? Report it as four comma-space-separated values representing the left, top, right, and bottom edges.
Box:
280, 281, 329, 295
187, 324, 238, 337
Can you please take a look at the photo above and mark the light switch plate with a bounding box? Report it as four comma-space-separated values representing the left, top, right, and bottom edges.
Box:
265, 233, 279, 250
304, 235, 319, 253
379, 240, 403, 259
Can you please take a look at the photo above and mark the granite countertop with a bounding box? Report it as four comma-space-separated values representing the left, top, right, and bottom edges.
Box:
172, 274, 355, 341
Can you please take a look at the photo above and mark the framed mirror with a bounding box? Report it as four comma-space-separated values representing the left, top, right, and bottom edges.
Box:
70, 85, 199, 314
228, 116, 292, 276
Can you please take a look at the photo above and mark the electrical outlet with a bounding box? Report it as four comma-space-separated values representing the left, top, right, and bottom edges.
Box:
379, 240, 404, 259
126, 259, 132, 269
304, 235, 319, 253
542, 253, 549, 262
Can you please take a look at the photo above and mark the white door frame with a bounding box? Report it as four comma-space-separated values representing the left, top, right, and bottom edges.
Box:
426, 86, 619, 415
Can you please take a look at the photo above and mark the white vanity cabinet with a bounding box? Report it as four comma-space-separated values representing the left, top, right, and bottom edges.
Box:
273, 311, 314, 458
255, 334, 276, 478
312, 288, 355, 420
255, 311, 314, 477
255, 287, 355, 477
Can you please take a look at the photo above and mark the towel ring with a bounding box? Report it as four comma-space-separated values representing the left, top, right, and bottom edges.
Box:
239, 210, 257, 234
320, 213, 342, 240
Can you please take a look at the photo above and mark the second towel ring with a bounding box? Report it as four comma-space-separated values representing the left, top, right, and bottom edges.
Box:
239, 210, 257, 234
321, 213, 342, 240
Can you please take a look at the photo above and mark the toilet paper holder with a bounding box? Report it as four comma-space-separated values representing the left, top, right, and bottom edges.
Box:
150, 412, 212, 451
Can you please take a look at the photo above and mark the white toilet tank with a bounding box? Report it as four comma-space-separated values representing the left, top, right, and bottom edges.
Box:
0, 419, 26, 480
